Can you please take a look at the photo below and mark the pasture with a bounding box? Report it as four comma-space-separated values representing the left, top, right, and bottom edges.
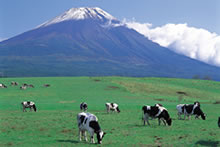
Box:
0, 77, 219, 146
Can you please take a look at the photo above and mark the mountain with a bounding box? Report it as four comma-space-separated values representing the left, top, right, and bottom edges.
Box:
1, 7, 220, 80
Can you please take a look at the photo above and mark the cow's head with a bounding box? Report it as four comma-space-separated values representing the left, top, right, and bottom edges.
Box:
201, 113, 206, 120
97, 131, 106, 144
116, 107, 120, 113
166, 118, 172, 126
33, 104, 37, 112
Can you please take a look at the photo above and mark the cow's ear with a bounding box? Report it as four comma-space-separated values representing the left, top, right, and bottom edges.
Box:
104, 132, 106, 135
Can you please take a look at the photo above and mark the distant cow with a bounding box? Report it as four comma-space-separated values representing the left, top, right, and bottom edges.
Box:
142, 104, 172, 126
77, 112, 106, 144
80, 102, 88, 112
44, 84, 50, 87
28, 84, 34, 88
21, 101, 37, 112
0, 83, 7, 88
11, 81, 19, 86
20, 86, 27, 90
105, 103, 120, 113
176, 101, 205, 120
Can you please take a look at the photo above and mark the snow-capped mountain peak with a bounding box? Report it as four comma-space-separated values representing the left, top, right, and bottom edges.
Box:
38, 7, 117, 28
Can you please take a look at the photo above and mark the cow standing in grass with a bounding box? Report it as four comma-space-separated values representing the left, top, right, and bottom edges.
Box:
77, 112, 106, 144
80, 102, 88, 112
21, 101, 37, 112
11, 81, 19, 86
0, 83, 7, 88
142, 104, 172, 126
20, 85, 27, 90
105, 103, 120, 113
176, 101, 206, 120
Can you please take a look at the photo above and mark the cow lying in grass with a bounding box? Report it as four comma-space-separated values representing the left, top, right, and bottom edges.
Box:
21, 101, 37, 112
80, 102, 88, 112
142, 104, 172, 126
105, 103, 120, 113
176, 101, 206, 120
77, 112, 106, 144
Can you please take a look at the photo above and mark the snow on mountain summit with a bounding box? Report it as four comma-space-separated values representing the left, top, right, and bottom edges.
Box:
38, 7, 117, 28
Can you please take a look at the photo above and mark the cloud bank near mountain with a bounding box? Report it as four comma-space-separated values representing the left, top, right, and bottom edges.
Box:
125, 20, 220, 67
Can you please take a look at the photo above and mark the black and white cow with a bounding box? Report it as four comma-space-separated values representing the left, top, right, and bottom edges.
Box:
0, 83, 7, 88
80, 102, 88, 112
21, 101, 37, 112
77, 112, 106, 144
176, 102, 206, 120
142, 104, 172, 126
11, 81, 19, 86
20, 85, 27, 90
105, 103, 120, 113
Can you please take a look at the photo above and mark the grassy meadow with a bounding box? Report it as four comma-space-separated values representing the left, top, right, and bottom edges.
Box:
0, 77, 219, 146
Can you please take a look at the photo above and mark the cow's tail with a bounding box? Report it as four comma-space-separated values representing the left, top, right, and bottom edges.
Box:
33, 104, 37, 112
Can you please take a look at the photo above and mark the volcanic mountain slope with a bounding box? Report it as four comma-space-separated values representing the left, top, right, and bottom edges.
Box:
0, 7, 220, 79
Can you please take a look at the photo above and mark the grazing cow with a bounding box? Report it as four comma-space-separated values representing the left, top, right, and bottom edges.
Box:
21, 101, 37, 112
11, 81, 19, 86
218, 117, 220, 128
0, 83, 7, 88
80, 102, 88, 112
77, 112, 106, 144
105, 103, 120, 113
176, 102, 205, 120
142, 104, 172, 126
20, 86, 27, 90
28, 84, 34, 88
44, 84, 50, 87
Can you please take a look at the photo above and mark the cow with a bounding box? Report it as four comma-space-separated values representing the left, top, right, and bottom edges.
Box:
142, 104, 172, 126
105, 103, 120, 113
80, 102, 88, 112
11, 81, 19, 86
77, 112, 106, 144
20, 85, 27, 90
176, 101, 206, 120
44, 84, 50, 87
21, 101, 37, 112
0, 83, 7, 88
28, 84, 34, 88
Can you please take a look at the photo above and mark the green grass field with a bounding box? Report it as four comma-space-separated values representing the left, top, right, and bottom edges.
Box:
0, 77, 219, 146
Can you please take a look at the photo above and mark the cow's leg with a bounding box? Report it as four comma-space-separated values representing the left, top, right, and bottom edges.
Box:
83, 131, 87, 142
90, 132, 95, 143
158, 118, 161, 125
78, 130, 82, 141
177, 113, 181, 120
143, 114, 146, 125
188, 115, 191, 120
184, 114, 186, 120
145, 116, 150, 125
162, 119, 166, 125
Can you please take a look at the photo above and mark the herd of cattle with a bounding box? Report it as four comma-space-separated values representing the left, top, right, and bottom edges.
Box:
20, 100, 219, 144
0, 81, 50, 90
1, 81, 219, 144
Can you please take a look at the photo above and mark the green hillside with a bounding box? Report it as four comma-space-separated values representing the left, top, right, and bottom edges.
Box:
0, 77, 219, 146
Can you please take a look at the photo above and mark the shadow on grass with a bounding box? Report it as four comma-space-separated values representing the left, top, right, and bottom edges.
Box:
56, 140, 79, 144
56, 140, 98, 145
195, 140, 219, 147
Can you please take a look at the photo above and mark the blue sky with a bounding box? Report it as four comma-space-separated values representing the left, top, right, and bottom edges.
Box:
0, 0, 219, 40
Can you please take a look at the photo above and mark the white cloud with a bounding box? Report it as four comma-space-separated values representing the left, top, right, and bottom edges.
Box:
125, 20, 220, 67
